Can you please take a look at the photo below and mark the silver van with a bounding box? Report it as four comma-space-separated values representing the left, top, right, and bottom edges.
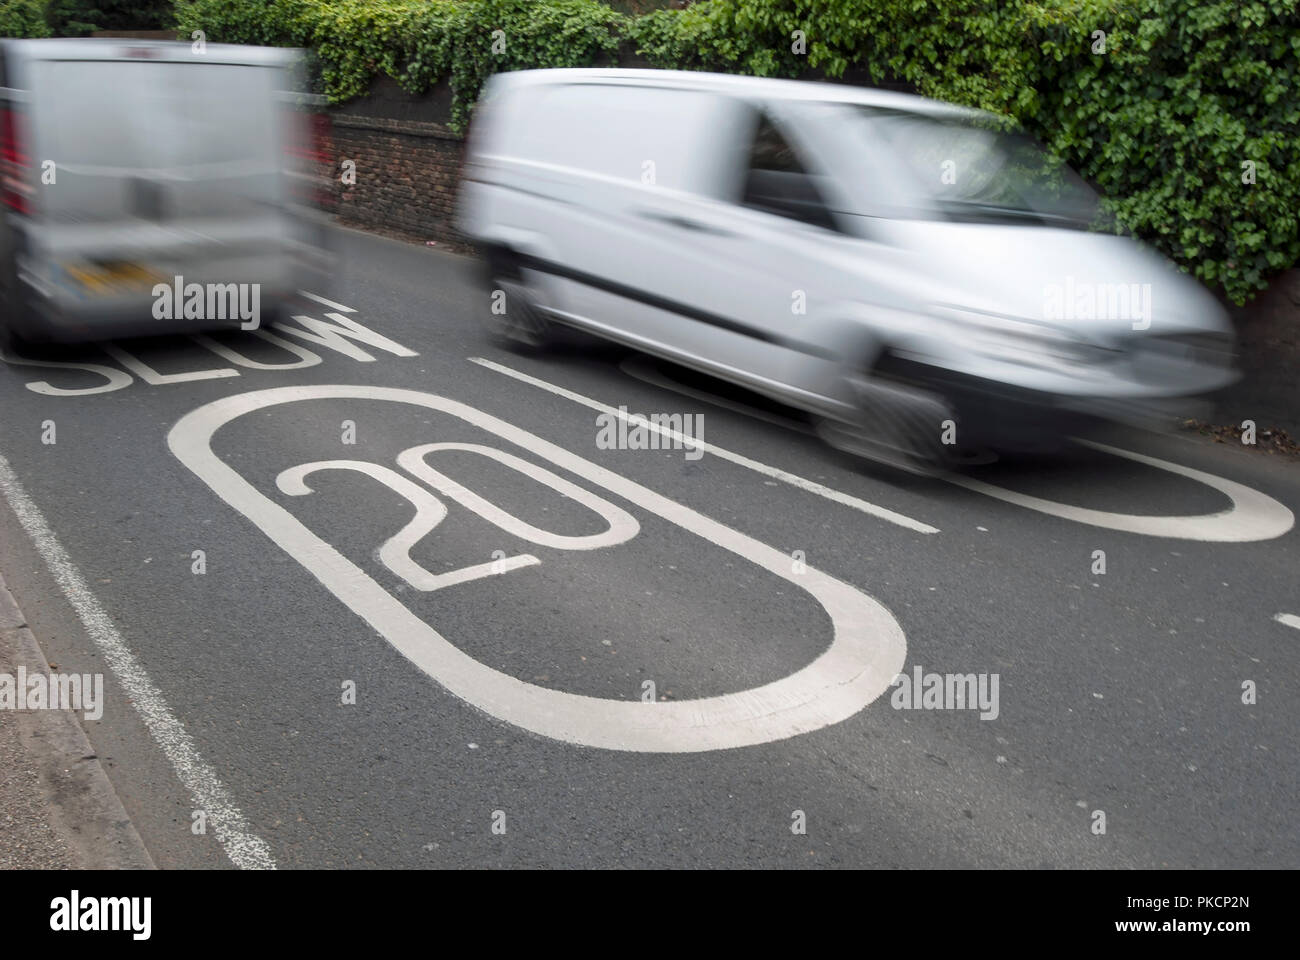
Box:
0, 39, 333, 345
458, 69, 1238, 471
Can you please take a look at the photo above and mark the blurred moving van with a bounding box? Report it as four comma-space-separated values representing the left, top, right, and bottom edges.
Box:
0, 39, 334, 345
459, 69, 1238, 472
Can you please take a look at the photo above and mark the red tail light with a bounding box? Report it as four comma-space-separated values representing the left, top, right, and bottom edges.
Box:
286, 110, 335, 211
309, 112, 333, 168
0, 105, 32, 215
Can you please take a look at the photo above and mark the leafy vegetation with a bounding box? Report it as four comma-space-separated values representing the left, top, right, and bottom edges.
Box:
45, 0, 174, 36
2, 0, 1295, 301
0, 0, 52, 36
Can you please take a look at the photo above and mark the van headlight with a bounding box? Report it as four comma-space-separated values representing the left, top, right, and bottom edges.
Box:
933, 306, 1118, 371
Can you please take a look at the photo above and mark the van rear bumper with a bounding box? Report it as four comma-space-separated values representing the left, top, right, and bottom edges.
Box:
9, 270, 332, 343
7, 212, 335, 344
12, 294, 295, 343
11, 250, 332, 344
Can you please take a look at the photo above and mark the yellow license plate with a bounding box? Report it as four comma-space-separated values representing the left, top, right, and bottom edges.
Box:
64, 262, 165, 296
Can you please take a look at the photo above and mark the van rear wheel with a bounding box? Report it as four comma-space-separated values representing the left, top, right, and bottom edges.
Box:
486, 273, 554, 349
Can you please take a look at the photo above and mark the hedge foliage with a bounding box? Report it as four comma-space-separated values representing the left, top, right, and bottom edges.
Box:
0, 0, 51, 37
1032, 1, 1300, 301
4, 0, 1296, 302
173, 0, 624, 129
631, 0, 1300, 304
45, 0, 174, 36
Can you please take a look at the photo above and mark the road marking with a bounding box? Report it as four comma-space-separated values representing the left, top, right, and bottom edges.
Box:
615, 353, 1294, 544
276, 314, 419, 363
168, 385, 908, 752
102, 343, 239, 385
949, 441, 1295, 542
398, 442, 640, 551
0, 348, 134, 396
468, 357, 939, 536
298, 290, 355, 313
1274, 613, 1300, 631
274, 446, 640, 592
192, 328, 323, 371
2, 309, 411, 397
0, 453, 276, 869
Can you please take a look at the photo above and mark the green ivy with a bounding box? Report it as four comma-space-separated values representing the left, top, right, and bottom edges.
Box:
1026, 0, 1300, 303
166, 0, 1300, 302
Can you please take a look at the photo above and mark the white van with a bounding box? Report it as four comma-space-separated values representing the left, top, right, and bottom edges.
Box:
0, 39, 333, 345
458, 69, 1238, 471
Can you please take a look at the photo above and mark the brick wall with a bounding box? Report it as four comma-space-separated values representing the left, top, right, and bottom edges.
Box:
329, 115, 467, 244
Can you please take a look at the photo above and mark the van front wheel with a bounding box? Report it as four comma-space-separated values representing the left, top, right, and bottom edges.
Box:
0, 309, 23, 359
817, 373, 960, 477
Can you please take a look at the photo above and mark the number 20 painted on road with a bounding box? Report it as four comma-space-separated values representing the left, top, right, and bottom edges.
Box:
277, 443, 640, 592
168, 385, 907, 753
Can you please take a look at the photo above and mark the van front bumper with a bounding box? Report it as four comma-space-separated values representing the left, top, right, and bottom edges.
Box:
876, 355, 1228, 450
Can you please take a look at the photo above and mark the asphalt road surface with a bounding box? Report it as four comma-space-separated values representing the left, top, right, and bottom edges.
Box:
1, 225, 1296, 869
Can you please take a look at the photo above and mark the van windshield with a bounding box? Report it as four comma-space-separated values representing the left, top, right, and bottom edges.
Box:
856, 107, 1108, 230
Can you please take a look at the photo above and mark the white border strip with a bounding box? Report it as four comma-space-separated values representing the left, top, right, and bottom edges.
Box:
1274, 613, 1300, 631
948, 440, 1295, 542
468, 357, 939, 535
0, 453, 276, 870
171, 385, 908, 752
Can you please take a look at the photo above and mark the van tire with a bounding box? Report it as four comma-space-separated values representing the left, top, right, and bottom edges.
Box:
818, 372, 958, 477
481, 248, 554, 349
0, 322, 17, 360
0, 303, 24, 359
490, 277, 554, 349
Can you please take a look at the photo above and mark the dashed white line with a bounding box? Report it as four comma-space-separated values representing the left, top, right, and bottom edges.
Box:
468, 357, 939, 535
1273, 613, 1300, 631
0, 453, 276, 870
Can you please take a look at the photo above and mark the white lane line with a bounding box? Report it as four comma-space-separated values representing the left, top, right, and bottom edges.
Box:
298, 290, 355, 313
468, 357, 939, 536
0, 453, 276, 870
1274, 613, 1300, 631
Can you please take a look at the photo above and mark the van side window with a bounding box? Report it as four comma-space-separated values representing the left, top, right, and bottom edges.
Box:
742, 116, 838, 231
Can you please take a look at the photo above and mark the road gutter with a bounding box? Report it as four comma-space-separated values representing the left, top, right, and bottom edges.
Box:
0, 567, 155, 869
